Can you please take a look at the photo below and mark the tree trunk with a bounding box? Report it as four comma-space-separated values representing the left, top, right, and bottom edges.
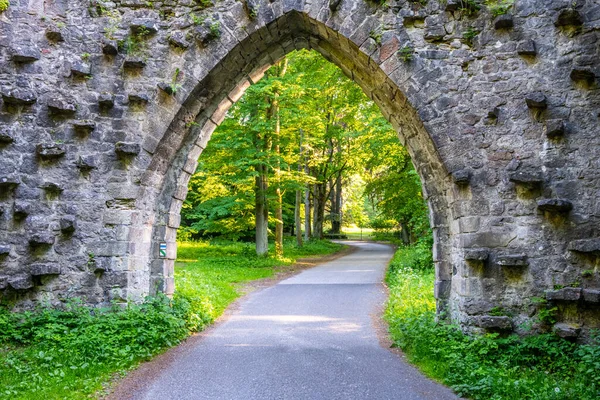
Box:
272, 59, 287, 257
400, 222, 410, 245
295, 188, 303, 247
295, 130, 304, 247
312, 182, 327, 239
330, 176, 342, 234
255, 164, 269, 256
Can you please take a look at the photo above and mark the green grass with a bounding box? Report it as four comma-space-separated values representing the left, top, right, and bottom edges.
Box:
341, 226, 374, 240
385, 245, 600, 400
0, 239, 343, 399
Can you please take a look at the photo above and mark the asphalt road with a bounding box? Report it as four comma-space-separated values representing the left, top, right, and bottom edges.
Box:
134, 241, 458, 400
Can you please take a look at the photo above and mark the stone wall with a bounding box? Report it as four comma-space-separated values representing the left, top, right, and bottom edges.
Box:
0, 0, 598, 340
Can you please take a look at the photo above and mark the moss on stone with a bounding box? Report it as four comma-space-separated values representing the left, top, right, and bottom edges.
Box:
0, 0, 9, 13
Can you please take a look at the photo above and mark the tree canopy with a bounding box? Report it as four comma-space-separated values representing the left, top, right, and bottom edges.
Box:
179, 49, 430, 249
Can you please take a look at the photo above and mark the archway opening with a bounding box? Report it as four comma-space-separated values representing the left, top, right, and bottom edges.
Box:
138, 11, 454, 323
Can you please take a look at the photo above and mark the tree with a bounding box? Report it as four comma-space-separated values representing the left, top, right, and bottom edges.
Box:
179, 49, 430, 247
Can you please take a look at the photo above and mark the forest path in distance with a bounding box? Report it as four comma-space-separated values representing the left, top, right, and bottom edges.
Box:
113, 241, 458, 400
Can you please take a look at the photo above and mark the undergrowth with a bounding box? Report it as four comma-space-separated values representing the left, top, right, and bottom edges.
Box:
0, 239, 342, 399
385, 243, 600, 399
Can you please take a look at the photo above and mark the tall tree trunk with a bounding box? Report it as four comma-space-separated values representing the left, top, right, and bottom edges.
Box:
400, 222, 410, 245
295, 188, 303, 247
304, 187, 311, 241
295, 130, 304, 247
331, 175, 342, 234
312, 182, 327, 239
272, 59, 287, 257
255, 164, 269, 256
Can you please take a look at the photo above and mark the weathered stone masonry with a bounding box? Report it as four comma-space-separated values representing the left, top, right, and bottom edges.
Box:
0, 0, 599, 340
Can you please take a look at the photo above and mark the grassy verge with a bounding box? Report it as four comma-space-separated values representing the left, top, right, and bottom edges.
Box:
341, 226, 373, 240
0, 239, 343, 399
385, 244, 600, 400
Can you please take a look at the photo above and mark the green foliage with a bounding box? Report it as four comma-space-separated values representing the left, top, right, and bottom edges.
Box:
462, 27, 479, 46
530, 297, 559, 325
458, 0, 481, 15
397, 46, 414, 62
0, 0, 9, 12
369, 28, 383, 46
209, 20, 221, 38
485, 0, 513, 17
0, 239, 342, 398
582, 269, 594, 278
385, 245, 600, 399
102, 9, 121, 40
169, 68, 182, 95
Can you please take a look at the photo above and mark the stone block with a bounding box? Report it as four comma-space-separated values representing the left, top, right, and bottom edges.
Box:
1, 88, 37, 105
73, 120, 96, 135
496, 254, 528, 267
0, 130, 14, 143
98, 94, 115, 108
568, 238, 600, 254
508, 170, 543, 185
76, 155, 97, 171
13, 201, 31, 218
537, 199, 573, 213
87, 241, 128, 257
553, 323, 580, 339
102, 39, 118, 55
582, 289, 600, 303
128, 93, 149, 104
193, 20, 221, 46
47, 98, 76, 115
71, 61, 92, 78
434, 280, 451, 299
130, 19, 159, 36
546, 287, 581, 301
11, 45, 40, 63
46, 27, 64, 42
123, 57, 147, 69
545, 119, 564, 138
478, 315, 512, 330
570, 66, 595, 83
29, 232, 55, 246
9, 276, 33, 290
30, 263, 61, 276
464, 249, 489, 262
424, 25, 445, 42
0, 276, 6, 290
41, 182, 63, 196
60, 216, 76, 234
157, 82, 176, 96
0, 244, 10, 256
517, 40, 536, 56
525, 92, 547, 109
168, 31, 190, 49
494, 14, 513, 29
37, 143, 66, 160
444, 0, 459, 11
0, 177, 19, 194
115, 142, 141, 156
452, 169, 471, 186
554, 8, 582, 27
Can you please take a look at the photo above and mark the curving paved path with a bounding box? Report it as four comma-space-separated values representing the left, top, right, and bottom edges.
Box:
132, 241, 458, 400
